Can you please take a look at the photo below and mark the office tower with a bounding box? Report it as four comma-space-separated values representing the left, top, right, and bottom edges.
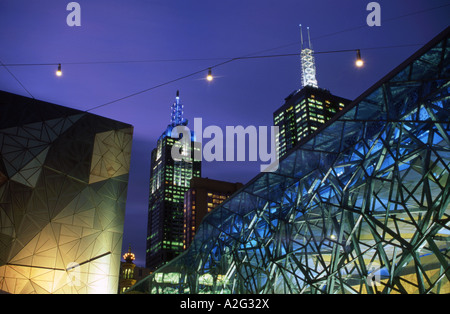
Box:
274, 26, 351, 158
146, 91, 201, 271
0, 90, 133, 294
183, 177, 243, 249
274, 86, 351, 158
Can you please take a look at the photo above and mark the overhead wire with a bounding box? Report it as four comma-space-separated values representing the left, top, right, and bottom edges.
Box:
1, 3, 447, 111
86, 0, 450, 112
0, 59, 35, 99
1, 44, 424, 68
85, 43, 423, 112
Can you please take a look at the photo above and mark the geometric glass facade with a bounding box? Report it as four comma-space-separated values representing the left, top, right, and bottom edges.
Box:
128, 27, 449, 294
0, 91, 133, 294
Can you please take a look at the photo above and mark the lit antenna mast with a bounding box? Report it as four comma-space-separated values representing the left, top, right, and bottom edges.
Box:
299, 24, 318, 88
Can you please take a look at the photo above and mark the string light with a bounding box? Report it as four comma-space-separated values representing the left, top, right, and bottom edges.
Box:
4, 47, 370, 111
1, 1, 445, 112
56, 63, 62, 76
355, 49, 364, 67
87, 49, 364, 112
206, 68, 213, 81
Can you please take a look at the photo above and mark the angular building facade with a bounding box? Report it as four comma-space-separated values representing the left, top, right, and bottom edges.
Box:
0, 91, 133, 294
128, 27, 450, 294
147, 91, 201, 271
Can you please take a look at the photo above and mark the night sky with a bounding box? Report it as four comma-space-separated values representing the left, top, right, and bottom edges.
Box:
1, 0, 449, 267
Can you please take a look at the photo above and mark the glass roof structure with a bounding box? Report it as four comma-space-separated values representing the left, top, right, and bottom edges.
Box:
129, 27, 450, 294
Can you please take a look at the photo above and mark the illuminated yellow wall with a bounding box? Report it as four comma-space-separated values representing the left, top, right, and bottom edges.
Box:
0, 91, 133, 294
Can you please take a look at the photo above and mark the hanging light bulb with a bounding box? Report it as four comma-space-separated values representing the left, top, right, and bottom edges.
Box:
56, 63, 62, 76
206, 68, 213, 81
355, 49, 364, 67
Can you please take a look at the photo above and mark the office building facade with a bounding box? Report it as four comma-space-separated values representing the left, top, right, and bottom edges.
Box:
183, 177, 243, 250
146, 91, 201, 271
274, 26, 351, 159
0, 91, 133, 294
274, 86, 351, 158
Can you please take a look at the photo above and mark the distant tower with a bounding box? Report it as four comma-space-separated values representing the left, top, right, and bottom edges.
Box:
119, 245, 137, 293
299, 25, 318, 88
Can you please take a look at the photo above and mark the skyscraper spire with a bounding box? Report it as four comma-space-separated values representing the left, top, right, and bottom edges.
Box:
170, 90, 186, 126
299, 25, 318, 88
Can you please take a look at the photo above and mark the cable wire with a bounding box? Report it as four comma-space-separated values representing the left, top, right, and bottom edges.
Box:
85, 43, 424, 112
1, 3, 446, 111
0, 59, 34, 99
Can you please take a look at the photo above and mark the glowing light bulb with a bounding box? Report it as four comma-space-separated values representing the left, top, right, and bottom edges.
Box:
206, 68, 213, 81
355, 50, 364, 67
56, 64, 62, 76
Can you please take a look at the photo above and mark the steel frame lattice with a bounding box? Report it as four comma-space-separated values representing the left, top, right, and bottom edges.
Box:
130, 27, 450, 294
301, 48, 318, 88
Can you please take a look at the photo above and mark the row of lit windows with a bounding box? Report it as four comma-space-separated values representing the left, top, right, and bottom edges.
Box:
276, 100, 338, 125
164, 194, 186, 202
207, 193, 227, 198
162, 240, 183, 250
165, 186, 186, 194
309, 117, 325, 123
309, 98, 323, 105
310, 112, 325, 119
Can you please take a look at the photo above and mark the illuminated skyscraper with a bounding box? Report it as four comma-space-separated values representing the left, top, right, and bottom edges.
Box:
274, 26, 351, 158
274, 86, 351, 158
146, 91, 201, 271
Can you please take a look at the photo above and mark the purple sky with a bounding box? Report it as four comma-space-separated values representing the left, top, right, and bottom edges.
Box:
1, 0, 449, 267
